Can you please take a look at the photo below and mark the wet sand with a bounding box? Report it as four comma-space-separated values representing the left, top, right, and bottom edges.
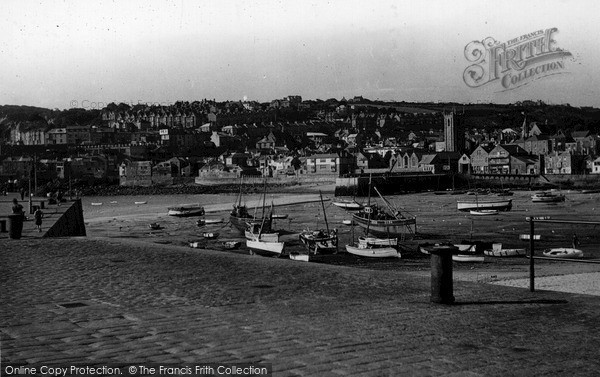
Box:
83, 188, 600, 293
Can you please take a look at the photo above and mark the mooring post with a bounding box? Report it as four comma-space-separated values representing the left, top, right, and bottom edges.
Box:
430, 245, 459, 304
529, 218, 535, 292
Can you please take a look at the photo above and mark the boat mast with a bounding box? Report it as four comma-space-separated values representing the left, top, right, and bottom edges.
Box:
374, 187, 399, 219
365, 175, 372, 236
319, 190, 330, 234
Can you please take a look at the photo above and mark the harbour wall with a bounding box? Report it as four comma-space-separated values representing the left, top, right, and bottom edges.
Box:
195, 175, 336, 186
335, 174, 453, 196
44, 199, 86, 237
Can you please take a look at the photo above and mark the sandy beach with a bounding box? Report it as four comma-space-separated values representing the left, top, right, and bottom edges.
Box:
80, 187, 600, 295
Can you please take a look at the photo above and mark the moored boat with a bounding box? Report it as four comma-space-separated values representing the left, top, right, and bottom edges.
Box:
134, 201, 147, 205
452, 254, 485, 262
457, 199, 512, 212
299, 190, 338, 254
202, 232, 219, 239
222, 241, 240, 249
204, 218, 223, 224
332, 198, 364, 211
91, 202, 102, 206
167, 203, 205, 217
345, 243, 400, 258
469, 209, 499, 216
289, 252, 310, 262
230, 180, 272, 234
484, 248, 526, 257
148, 222, 162, 230
531, 191, 565, 203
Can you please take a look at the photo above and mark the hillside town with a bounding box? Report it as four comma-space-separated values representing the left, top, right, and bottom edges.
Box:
1, 97, 600, 192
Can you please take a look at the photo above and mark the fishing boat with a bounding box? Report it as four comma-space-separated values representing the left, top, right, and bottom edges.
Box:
167, 204, 205, 217
346, 178, 401, 258
245, 189, 284, 256
230, 179, 272, 234
289, 252, 310, 262
332, 198, 364, 211
542, 248, 583, 258
299, 191, 338, 254
457, 198, 512, 212
531, 191, 565, 203
246, 234, 285, 256
351, 179, 416, 239
469, 209, 499, 216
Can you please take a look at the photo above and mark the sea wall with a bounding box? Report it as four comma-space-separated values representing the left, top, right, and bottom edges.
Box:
44, 199, 86, 237
543, 174, 600, 188
195, 175, 336, 186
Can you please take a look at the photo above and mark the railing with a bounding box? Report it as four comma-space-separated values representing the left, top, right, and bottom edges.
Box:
526, 217, 600, 292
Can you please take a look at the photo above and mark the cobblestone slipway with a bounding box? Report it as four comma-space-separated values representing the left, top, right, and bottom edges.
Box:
1, 238, 599, 376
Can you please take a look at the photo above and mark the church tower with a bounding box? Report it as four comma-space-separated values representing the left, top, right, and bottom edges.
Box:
443, 110, 464, 153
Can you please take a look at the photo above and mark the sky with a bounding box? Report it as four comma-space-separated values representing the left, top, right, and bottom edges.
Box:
1, 0, 599, 109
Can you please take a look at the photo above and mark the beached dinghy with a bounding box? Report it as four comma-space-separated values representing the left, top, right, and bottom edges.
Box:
469, 209, 499, 216
542, 248, 583, 258
452, 254, 485, 262
167, 204, 205, 217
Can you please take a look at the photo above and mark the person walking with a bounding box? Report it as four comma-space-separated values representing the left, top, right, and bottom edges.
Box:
34, 207, 44, 233
20, 186, 25, 200
572, 233, 579, 248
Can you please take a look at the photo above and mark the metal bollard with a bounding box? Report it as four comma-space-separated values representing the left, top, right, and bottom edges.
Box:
8, 214, 24, 239
428, 244, 459, 304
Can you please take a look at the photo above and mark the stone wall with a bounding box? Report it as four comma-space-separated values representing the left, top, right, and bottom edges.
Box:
44, 199, 86, 237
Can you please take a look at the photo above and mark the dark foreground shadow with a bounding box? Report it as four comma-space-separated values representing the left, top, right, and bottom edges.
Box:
454, 299, 568, 306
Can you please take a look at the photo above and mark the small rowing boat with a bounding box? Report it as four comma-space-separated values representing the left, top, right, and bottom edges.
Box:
272, 214, 288, 219
91, 202, 103, 206
484, 248, 526, 257
452, 254, 485, 262
202, 232, 219, 239
204, 218, 223, 224
222, 241, 240, 249
134, 201, 147, 205
167, 204, 205, 217
289, 252, 310, 262
542, 248, 583, 259
148, 222, 162, 230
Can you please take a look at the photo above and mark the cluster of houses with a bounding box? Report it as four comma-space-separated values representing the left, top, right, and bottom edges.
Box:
3, 98, 600, 188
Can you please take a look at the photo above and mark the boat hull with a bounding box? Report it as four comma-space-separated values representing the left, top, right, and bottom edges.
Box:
245, 230, 279, 242
351, 214, 416, 237
345, 244, 400, 258
484, 248, 526, 257
452, 254, 485, 262
332, 200, 364, 210
542, 248, 583, 258
457, 199, 512, 212
469, 210, 499, 216
168, 209, 205, 217
246, 239, 284, 255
